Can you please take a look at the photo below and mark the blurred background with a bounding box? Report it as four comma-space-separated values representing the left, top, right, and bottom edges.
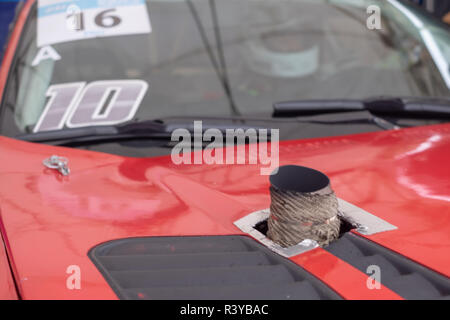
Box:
409, 0, 450, 23
0, 0, 20, 54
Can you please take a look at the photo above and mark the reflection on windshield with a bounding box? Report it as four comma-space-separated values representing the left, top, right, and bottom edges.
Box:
387, 0, 450, 88
2, 0, 450, 136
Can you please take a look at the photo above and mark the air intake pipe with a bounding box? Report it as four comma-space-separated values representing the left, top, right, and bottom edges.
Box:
267, 165, 340, 247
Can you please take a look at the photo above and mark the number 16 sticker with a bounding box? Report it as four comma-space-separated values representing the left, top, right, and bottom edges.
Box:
37, 0, 152, 47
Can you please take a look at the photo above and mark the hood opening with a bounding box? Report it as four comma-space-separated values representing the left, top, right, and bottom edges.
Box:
234, 165, 397, 258
254, 214, 355, 241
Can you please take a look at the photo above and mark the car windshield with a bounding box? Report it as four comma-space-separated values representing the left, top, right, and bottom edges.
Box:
1, 0, 450, 137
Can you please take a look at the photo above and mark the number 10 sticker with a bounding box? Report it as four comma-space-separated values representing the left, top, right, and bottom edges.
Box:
34, 80, 148, 133
37, 0, 152, 47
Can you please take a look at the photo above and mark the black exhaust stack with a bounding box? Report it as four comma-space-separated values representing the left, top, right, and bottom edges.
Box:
267, 165, 341, 247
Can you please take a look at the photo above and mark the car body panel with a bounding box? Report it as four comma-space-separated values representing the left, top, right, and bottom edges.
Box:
291, 248, 402, 300
0, 122, 449, 299
0, 231, 17, 299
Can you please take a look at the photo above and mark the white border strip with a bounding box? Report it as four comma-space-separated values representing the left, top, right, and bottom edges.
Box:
234, 209, 319, 258
234, 198, 397, 257
337, 198, 397, 235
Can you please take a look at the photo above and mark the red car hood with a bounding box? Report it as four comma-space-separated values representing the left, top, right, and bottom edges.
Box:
0, 123, 449, 299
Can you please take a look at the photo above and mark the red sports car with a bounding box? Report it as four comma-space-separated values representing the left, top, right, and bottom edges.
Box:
0, 0, 449, 300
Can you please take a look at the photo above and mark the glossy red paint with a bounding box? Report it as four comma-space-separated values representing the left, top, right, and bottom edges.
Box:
0, 123, 450, 299
0, 233, 17, 299
291, 249, 402, 300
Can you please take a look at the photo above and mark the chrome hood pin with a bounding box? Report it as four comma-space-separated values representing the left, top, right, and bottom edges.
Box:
43, 155, 70, 176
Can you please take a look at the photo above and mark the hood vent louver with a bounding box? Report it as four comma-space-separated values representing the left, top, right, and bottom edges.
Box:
89, 236, 341, 300
326, 233, 450, 300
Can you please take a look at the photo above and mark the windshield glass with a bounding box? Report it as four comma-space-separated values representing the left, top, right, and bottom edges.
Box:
1, 0, 450, 136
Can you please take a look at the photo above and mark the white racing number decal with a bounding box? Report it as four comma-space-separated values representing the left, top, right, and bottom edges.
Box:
34, 80, 148, 133
37, 0, 152, 47
34, 82, 85, 133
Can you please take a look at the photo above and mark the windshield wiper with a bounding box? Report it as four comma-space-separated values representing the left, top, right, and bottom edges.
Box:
16, 118, 271, 146
273, 97, 450, 119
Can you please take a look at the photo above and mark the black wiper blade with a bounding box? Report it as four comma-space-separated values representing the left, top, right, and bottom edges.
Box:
273, 97, 450, 119
17, 120, 168, 143
17, 118, 271, 145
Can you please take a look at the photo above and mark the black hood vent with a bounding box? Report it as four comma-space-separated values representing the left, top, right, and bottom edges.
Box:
89, 236, 341, 300
326, 233, 450, 300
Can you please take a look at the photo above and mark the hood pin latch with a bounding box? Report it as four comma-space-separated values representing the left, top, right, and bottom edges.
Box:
43, 155, 70, 176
